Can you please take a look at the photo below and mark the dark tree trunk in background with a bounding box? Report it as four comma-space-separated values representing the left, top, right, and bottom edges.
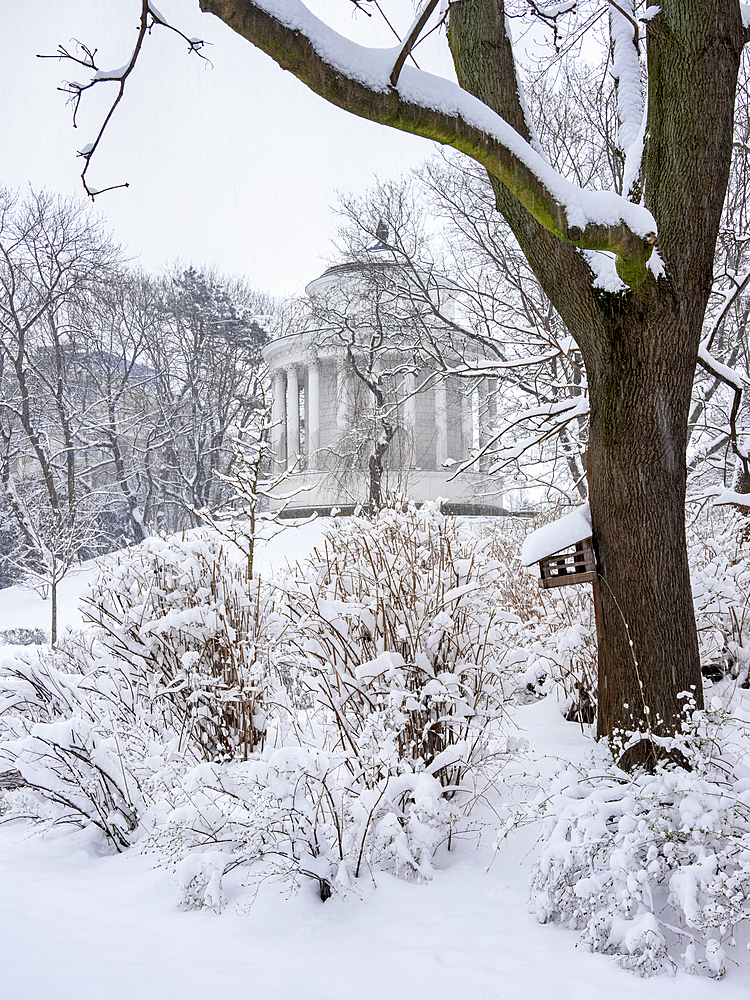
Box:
368, 421, 395, 511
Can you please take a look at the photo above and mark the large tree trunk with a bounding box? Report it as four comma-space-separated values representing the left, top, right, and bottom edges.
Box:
585, 292, 701, 747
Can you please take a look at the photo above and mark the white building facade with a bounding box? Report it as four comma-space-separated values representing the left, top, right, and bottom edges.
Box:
262, 259, 501, 512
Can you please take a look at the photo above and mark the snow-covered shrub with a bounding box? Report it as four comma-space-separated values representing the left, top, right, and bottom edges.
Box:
688, 509, 750, 682
0, 514, 498, 895
487, 504, 598, 720
149, 744, 463, 908
81, 531, 271, 760
0, 640, 188, 849
135, 503, 516, 903
524, 585, 597, 723
158, 751, 350, 909
275, 502, 523, 787
529, 702, 750, 977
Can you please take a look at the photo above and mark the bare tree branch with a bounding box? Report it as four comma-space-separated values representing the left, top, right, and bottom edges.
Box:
39, 0, 208, 199
697, 342, 749, 478
389, 0, 439, 87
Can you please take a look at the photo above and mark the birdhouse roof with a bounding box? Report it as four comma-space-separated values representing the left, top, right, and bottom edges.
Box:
521, 503, 592, 566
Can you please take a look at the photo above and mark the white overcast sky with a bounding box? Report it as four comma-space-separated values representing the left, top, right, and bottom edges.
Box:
3, 1, 451, 296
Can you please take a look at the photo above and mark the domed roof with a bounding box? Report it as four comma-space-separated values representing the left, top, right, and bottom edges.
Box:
305, 221, 409, 296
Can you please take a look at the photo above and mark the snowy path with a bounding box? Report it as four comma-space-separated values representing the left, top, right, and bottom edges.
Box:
1, 818, 735, 1000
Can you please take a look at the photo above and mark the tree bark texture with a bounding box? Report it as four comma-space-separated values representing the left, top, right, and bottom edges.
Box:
585, 294, 699, 740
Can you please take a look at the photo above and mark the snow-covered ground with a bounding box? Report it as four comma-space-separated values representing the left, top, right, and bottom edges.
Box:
0, 521, 747, 999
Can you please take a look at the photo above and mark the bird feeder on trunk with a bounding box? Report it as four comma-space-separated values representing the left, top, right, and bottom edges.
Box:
522, 503, 602, 728
521, 503, 596, 589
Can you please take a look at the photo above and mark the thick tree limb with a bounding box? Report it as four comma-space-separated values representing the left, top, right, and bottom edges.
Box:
199, 0, 655, 276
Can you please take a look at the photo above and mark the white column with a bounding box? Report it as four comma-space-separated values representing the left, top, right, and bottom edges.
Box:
286, 365, 300, 469
487, 376, 498, 426
307, 357, 320, 467
271, 369, 287, 473
435, 382, 448, 468
461, 386, 474, 460
404, 371, 417, 467
336, 357, 350, 434
478, 378, 490, 467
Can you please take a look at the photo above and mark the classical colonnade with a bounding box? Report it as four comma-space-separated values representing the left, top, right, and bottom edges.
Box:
260, 254, 502, 507
266, 338, 496, 477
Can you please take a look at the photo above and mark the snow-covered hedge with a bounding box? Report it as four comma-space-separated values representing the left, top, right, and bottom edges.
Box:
273, 502, 528, 786
521, 584, 597, 723
0, 530, 273, 854
82, 531, 270, 760
529, 701, 750, 977
160, 501, 521, 900
151, 748, 462, 908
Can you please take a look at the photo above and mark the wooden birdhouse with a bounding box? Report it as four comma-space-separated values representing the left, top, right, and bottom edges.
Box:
521, 503, 597, 589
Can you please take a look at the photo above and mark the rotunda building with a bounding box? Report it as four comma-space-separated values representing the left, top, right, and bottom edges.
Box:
262, 245, 501, 513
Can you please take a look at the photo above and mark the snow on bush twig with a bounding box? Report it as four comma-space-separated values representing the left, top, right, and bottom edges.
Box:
529, 700, 750, 977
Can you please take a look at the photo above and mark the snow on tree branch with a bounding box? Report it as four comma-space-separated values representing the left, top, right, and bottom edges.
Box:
698, 340, 747, 393
516, 0, 577, 54
609, 0, 646, 199
200, 0, 657, 277
697, 336, 749, 484
704, 266, 750, 352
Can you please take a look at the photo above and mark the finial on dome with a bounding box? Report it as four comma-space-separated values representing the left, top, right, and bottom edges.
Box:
374, 219, 389, 247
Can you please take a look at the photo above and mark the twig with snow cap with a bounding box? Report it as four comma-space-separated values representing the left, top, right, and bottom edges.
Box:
697, 339, 750, 488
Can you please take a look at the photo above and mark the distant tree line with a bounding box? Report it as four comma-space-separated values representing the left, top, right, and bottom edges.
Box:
0, 188, 272, 600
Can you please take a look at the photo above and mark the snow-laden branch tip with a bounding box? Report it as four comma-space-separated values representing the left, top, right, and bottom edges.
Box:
447, 344, 568, 373
705, 266, 750, 352
698, 337, 749, 483
698, 340, 748, 392
447, 392, 589, 482
609, 0, 646, 199
699, 487, 750, 507
200, 0, 657, 280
